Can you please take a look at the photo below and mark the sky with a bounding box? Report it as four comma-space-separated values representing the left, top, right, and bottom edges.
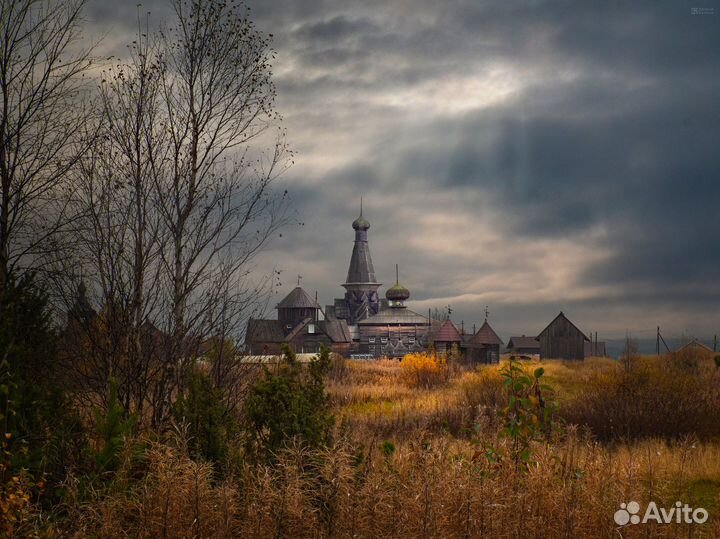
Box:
86, 0, 720, 341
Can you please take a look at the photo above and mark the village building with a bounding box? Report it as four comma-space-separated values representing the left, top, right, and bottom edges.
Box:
245, 207, 513, 360
584, 340, 607, 357
464, 319, 503, 363
355, 266, 428, 357
336, 203, 382, 324
506, 335, 540, 357
675, 338, 714, 357
536, 312, 590, 360
430, 319, 463, 354
323, 208, 435, 358
246, 286, 352, 355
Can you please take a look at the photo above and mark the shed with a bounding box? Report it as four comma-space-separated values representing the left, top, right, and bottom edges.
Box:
465, 320, 503, 363
431, 319, 463, 354
536, 312, 590, 360
507, 336, 540, 357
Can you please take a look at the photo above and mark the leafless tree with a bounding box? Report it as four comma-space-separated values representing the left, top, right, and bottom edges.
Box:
152, 0, 290, 421
0, 0, 93, 294
58, 22, 172, 419
58, 0, 290, 426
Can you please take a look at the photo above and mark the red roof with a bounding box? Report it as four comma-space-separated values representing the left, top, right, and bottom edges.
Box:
468, 320, 503, 346
432, 319, 462, 342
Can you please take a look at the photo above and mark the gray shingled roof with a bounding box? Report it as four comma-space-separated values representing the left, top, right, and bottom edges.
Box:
247, 319, 285, 342
537, 312, 590, 341
277, 287, 320, 309
320, 319, 352, 343
507, 336, 540, 350
357, 305, 428, 325
345, 234, 377, 284
247, 317, 351, 344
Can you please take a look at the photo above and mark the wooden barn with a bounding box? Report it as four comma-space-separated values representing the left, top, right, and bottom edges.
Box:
506, 335, 540, 357
465, 320, 503, 363
536, 312, 590, 360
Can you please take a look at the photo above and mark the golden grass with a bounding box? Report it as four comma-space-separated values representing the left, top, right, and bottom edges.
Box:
57, 354, 720, 538
70, 434, 720, 538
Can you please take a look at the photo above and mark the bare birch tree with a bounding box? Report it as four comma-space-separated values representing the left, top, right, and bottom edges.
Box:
60, 24, 171, 418
59, 1, 290, 426
0, 0, 92, 294
154, 0, 290, 419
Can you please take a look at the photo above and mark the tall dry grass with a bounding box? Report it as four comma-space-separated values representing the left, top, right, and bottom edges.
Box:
328, 354, 720, 442
559, 354, 720, 440
46, 353, 720, 538
67, 432, 720, 538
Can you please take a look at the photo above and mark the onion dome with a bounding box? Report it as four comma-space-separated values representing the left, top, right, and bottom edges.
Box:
386, 264, 410, 303
352, 197, 370, 231
386, 282, 410, 302
352, 214, 370, 231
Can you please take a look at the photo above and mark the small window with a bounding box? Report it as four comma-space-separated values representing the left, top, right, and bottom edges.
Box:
381, 337, 388, 344
369, 336, 376, 343
308, 323, 315, 334
286, 324, 292, 330
409, 336, 415, 343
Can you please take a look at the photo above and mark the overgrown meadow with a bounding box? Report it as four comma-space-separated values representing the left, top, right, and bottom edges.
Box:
5, 345, 720, 538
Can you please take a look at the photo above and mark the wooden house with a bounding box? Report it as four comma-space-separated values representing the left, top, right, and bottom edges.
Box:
506, 336, 540, 357
465, 320, 503, 363
431, 319, 463, 354
675, 339, 715, 358
246, 286, 351, 355
536, 312, 590, 360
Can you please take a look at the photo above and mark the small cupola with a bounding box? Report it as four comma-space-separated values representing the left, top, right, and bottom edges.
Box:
352, 198, 370, 231
386, 264, 410, 307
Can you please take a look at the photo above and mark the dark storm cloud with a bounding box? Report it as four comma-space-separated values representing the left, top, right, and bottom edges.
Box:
87, 0, 720, 337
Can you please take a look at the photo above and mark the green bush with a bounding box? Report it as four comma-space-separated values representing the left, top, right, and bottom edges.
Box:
92, 379, 137, 472
244, 345, 333, 461
0, 274, 85, 497
172, 366, 237, 465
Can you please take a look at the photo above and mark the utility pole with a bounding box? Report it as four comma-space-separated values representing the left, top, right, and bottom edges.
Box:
657, 326, 670, 354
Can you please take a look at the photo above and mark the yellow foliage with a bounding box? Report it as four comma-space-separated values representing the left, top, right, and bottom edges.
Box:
400, 352, 448, 388
1, 436, 39, 538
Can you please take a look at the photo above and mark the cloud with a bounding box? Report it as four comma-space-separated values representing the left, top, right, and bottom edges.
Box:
86, 0, 720, 339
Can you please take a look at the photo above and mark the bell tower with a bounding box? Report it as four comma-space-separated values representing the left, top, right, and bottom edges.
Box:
342, 200, 381, 323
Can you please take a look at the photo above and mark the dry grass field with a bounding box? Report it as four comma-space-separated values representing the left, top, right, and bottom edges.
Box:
56, 352, 720, 538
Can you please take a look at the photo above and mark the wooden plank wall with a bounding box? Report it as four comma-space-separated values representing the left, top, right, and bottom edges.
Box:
538, 316, 585, 360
